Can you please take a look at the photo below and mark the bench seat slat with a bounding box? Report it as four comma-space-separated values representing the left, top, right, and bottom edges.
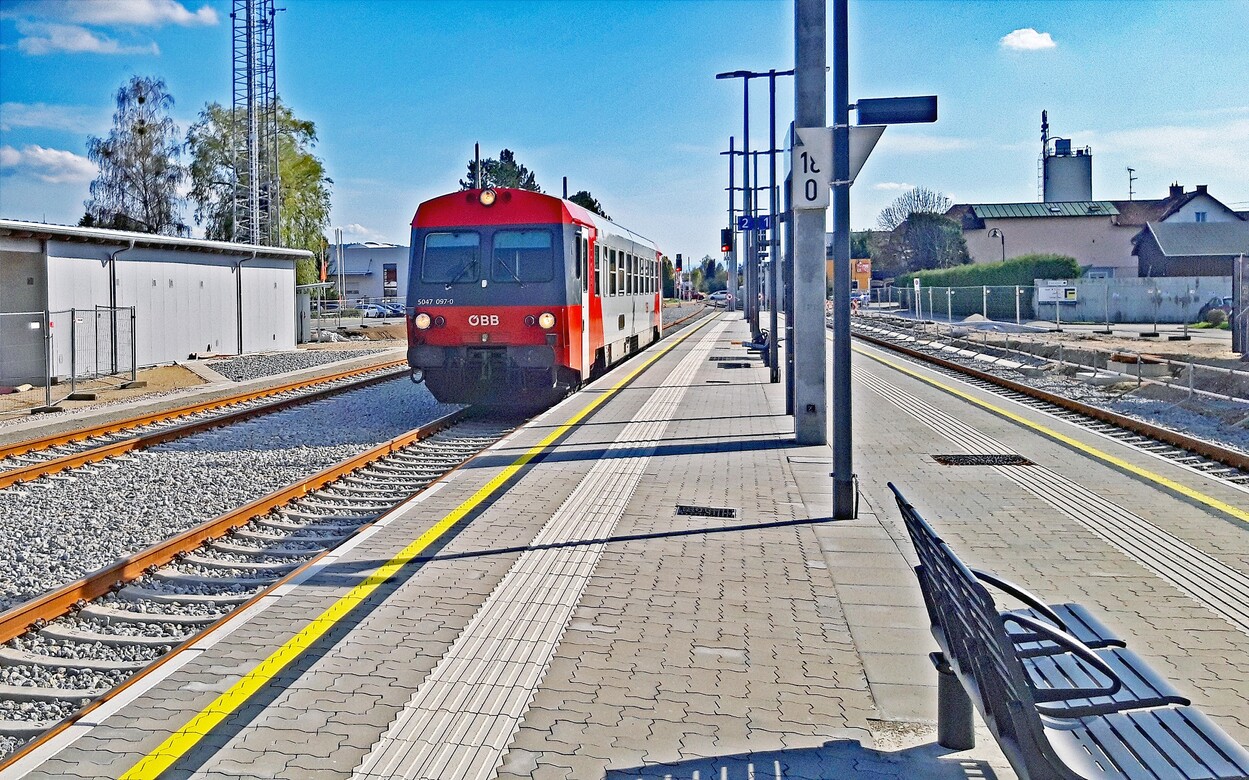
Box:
1024, 647, 1189, 717
1009, 604, 1126, 656
1047, 706, 1249, 779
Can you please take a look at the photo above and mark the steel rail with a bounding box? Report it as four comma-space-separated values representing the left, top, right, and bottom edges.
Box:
0, 407, 468, 645
853, 329, 1249, 473
0, 361, 408, 489
0, 358, 407, 461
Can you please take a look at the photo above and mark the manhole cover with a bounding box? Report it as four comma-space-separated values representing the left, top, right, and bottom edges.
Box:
676, 504, 738, 518
931, 454, 1034, 466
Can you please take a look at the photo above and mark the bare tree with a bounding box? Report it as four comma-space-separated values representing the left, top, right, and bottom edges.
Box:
85, 76, 187, 235
876, 186, 951, 231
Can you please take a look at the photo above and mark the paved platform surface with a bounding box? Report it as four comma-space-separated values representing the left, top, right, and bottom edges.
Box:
7, 312, 1248, 780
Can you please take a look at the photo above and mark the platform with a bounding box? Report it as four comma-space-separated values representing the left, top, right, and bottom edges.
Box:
7, 312, 1248, 780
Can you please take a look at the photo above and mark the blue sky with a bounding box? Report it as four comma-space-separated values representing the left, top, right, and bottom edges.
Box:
2, 0, 1247, 262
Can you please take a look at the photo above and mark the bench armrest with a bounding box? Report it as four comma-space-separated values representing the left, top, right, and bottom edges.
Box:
1000, 613, 1123, 711
971, 568, 1068, 631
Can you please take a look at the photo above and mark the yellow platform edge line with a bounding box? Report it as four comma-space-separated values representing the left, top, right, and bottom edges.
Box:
856, 344, 1249, 525
121, 315, 716, 779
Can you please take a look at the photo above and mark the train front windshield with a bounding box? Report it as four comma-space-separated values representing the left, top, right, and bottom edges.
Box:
415, 227, 556, 290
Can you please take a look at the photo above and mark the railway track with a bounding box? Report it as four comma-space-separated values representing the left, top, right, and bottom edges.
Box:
0, 359, 408, 490
0, 408, 515, 762
850, 318, 1249, 490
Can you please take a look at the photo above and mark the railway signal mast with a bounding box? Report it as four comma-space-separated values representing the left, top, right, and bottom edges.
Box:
231, 0, 281, 246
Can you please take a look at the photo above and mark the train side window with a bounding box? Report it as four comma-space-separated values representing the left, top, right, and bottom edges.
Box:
580, 237, 589, 291
595, 245, 602, 296
609, 249, 617, 296
574, 235, 583, 282
626, 253, 632, 295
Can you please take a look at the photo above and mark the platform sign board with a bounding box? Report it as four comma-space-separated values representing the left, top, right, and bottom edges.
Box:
1037, 280, 1077, 303
793, 127, 832, 209
736, 215, 772, 231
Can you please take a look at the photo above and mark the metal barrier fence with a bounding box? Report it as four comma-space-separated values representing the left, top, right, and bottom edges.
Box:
0, 307, 136, 412
885, 285, 1041, 324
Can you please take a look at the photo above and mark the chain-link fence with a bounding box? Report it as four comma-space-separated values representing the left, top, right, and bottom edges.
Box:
0, 307, 136, 414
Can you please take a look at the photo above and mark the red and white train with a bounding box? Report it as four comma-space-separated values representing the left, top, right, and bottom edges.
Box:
406, 187, 661, 405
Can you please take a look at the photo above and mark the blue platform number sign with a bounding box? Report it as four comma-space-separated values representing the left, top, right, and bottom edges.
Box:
736, 216, 752, 231
736, 215, 773, 231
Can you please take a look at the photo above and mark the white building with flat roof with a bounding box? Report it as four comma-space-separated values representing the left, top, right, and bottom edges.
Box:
0, 220, 310, 386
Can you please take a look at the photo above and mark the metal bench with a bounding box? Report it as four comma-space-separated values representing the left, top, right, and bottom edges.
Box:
889, 484, 1249, 779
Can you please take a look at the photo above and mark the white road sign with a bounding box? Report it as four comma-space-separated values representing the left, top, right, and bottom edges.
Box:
793, 126, 832, 209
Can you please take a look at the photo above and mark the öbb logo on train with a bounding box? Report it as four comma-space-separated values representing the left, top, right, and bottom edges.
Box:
467, 314, 500, 327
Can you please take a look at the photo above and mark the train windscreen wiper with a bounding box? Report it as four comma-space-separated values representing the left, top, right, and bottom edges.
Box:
495, 253, 525, 287
445, 258, 477, 290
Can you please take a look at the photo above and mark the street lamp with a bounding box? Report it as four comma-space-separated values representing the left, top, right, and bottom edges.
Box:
988, 228, 1006, 263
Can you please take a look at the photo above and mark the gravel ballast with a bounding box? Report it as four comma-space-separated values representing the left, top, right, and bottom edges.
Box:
206, 349, 385, 382
0, 379, 456, 613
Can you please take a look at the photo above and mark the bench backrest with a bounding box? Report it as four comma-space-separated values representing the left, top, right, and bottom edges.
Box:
889, 484, 1065, 774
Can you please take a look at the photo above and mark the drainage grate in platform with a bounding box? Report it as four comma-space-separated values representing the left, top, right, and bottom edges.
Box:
717, 362, 754, 369
676, 504, 738, 518
704, 379, 730, 384
931, 454, 1034, 467
709, 356, 755, 362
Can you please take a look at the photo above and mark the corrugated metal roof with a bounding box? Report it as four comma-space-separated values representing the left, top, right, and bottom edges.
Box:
1146, 221, 1249, 257
970, 202, 1120, 219
0, 219, 311, 259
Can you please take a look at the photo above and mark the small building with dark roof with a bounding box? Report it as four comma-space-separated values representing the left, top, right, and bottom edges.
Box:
949, 184, 1243, 277
1132, 221, 1249, 277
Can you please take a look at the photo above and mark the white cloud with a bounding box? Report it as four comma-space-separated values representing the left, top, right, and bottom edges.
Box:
0, 144, 97, 184
15, 21, 159, 56
1085, 119, 1249, 176
61, 0, 218, 27
1000, 28, 1057, 51
872, 182, 915, 192
342, 223, 389, 242
2, 0, 216, 27
0, 102, 107, 133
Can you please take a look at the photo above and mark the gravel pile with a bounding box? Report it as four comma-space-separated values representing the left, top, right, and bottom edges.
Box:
207, 349, 384, 382
0, 379, 456, 613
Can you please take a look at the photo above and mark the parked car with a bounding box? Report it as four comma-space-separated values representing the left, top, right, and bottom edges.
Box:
359, 303, 391, 318
851, 290, 870, 305
383, 302, 405, 316
1197, 296, 1233, 319
708, 290, 731, 306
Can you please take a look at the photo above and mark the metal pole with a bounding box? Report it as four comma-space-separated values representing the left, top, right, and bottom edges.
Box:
830, 0, 853, 518
983, 286, 988, 319
768, 73, 780, 382
44, 311, 52, 410
784, 161, 796, 414
1056, 299, 1061, 331
744, 79, 756, 335
927, 288, 933, 323
70, 309, 77, 397
130, 307, 138, 381
794, 0, 827, 445
727, 136, 737, 312
947, 289, 952, 328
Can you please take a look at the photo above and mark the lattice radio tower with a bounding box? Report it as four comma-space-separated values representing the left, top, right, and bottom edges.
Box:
231, 0, 280, 245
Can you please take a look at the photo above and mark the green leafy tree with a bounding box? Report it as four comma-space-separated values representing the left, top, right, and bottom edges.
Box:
851, 230, 874, 259
84, 75, 187, 235
568, 190, 610, 220
700, 255, 720, 289
877, 212, 970, 273
661, 255, 675, 298
185, 101, 332, 283
459, 148, 541, 191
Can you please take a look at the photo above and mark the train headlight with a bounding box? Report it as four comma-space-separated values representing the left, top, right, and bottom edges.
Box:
538, 312, 556, 329
414, 312, 432, 330
479, 188, 497, 206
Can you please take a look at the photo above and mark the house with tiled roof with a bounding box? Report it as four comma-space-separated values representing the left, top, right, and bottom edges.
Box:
1132, 221, 1249, 277
948, 184, 1243, 277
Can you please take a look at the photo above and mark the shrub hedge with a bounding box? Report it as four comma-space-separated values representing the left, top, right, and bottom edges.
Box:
895, 253, 1080, 288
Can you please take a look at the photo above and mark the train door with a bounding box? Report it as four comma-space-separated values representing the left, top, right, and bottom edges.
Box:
578, 229, 591, 380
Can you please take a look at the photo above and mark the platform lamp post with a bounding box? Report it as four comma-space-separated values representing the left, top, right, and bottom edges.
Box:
988, 227, 1006, 263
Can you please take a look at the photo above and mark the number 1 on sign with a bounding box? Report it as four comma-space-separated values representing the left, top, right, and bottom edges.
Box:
793, 126, 831, 209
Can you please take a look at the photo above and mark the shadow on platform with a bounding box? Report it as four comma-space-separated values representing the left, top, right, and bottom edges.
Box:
605, 738, 998, 780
